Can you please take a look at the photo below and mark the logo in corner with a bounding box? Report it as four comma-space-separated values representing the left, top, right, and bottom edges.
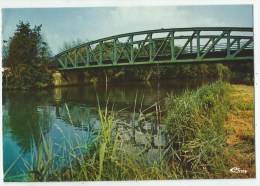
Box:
230, 167, 248, 174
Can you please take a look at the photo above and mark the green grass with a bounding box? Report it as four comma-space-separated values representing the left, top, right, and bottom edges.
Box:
163, 80, 231, 178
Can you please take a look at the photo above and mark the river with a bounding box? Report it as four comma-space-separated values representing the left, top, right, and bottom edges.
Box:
2, 78, 216, 180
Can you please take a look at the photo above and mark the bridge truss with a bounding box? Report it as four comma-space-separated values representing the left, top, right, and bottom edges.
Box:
55, 27, 254, 70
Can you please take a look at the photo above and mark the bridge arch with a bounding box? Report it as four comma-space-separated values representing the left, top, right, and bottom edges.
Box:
55, 27, 253, 70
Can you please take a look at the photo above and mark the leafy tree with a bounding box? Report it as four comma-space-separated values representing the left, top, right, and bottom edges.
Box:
4, 21, 52, 88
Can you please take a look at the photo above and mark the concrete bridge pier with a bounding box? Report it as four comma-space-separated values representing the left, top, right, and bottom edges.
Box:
51, 70, 92, 87
52, 71, 62, 86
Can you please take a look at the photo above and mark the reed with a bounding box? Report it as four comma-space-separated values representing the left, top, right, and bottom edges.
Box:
163, 80, 231, 178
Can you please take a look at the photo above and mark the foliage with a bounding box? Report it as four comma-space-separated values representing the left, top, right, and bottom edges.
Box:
216, 63, 230, 78
3, 21, 52, 89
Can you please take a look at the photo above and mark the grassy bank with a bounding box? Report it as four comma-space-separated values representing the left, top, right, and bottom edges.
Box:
163, 81, 230, 178
163, 82, 255, 179
224, 85, 255, 178
4, 81, 255, 181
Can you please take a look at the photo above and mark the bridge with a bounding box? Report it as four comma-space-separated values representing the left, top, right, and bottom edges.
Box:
55, 27, 254, 70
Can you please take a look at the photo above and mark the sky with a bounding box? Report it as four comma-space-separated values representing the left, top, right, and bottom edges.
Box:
2, 5, 253, 54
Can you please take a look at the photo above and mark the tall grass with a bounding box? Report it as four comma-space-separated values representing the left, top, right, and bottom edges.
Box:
163, 80, 230, 178
21, 133, 55, 181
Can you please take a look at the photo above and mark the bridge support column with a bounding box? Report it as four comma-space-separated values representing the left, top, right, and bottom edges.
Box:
52, 71, 62, 86
52, 70, 93, 87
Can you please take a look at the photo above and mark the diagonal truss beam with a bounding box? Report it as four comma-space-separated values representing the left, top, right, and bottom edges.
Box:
200, 31, 226, 59
87, 45, 99, 64
152, 33, 171, 61
66, 53, 76, 67
78, 51, 87, 66
229, 38, 238, 48
116, 36, 132, 63
231, 38, 253, 57
58, 58, 66, 68
133, 34, 149, 61
175, 32, 196, 59
101, 43, 114, 62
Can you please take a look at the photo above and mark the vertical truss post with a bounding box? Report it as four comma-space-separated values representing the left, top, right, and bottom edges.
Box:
149, 33, 153, 62
130, 35, 134, 64
99, 42, 103, 65
196, 31, 200, 58
86, 46, 90, 66
153, 40, 156, 55
227, 31, 231, 58
211, 38, 215, 52
113, 39, 117, 65
190, 38, 193, 53
65, 54, 68, 68
237, 39, 241, 50
170, 31, 175, 60
75, 50, 78, 67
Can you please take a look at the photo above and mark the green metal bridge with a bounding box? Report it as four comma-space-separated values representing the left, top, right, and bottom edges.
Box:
55, 27, 254, 70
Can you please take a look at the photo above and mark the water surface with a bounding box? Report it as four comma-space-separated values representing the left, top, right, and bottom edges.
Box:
2, 78, 216, 180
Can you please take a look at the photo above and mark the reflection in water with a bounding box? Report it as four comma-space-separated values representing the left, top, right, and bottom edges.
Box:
3, 91, 52, 152
2, 78, 216, 178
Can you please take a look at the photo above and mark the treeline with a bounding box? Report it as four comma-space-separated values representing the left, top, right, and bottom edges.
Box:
70, 62, 253, 86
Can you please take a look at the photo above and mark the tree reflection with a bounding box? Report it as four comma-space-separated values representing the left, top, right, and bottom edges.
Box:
3, 90, 52, 152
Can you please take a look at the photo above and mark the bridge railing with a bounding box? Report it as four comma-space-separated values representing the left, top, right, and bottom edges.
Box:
55, 27, 253, 70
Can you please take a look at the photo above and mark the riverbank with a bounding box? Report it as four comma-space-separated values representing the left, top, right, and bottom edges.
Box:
3, 62, 254, 90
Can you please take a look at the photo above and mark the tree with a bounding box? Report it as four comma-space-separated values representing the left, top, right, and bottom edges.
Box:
4, 21, 52, 88
2, 40, 9, 67
58, 39, 86, 53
